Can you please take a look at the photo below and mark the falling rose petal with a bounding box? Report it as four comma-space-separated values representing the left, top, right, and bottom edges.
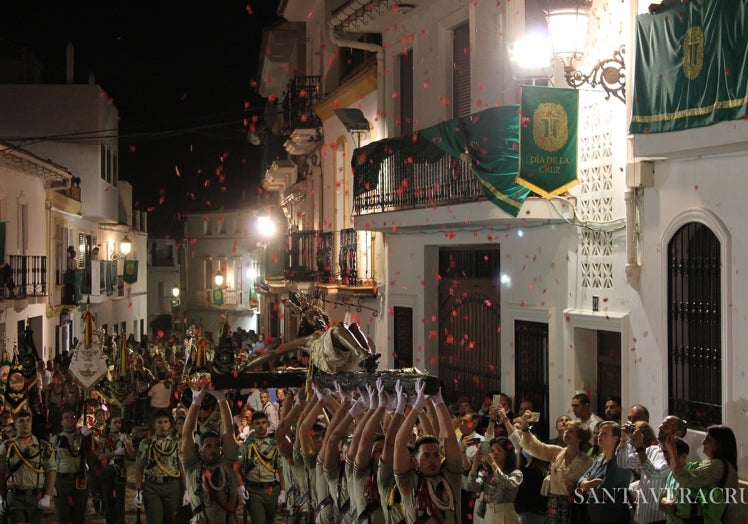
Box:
128, 145, 137, 153
246, 4, 254, 15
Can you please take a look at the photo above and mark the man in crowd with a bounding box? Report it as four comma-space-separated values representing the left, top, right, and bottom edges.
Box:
95, 415, 135, 524
0, 410, 56, 523
627, 404, 650, 424
182, 386, 240, 523
238, 410, 284, 524
571, 393, 603, 437
259, 389, 279, 432
617, 414, 686, 524
51, 409, 91, 524
135, 408, 184, 523
394, 380, 461, 524
604, 395, 623, 423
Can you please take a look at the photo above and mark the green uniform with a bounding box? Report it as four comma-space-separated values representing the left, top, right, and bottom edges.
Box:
182, 451, 240, 523
136, 434, 183, 524
51, 429, 90, 524
96, 430, 130, 524
0, 435, 56, 524
239, 434, 282, 524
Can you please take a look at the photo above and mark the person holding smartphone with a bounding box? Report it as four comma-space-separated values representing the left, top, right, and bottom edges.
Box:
465, 437, 523, 524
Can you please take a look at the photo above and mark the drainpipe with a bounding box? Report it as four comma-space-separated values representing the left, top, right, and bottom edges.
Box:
624, 160, 653, 291
623, 189, 640, 290
328, 7, 386, 139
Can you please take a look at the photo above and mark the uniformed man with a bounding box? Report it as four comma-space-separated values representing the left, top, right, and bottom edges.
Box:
0, 409, 56, 524
134, 408, 184, 523
94, 416, 135, 524
181, 386, 240, 523
238, 411, 284, 524
51, 409, 91, 524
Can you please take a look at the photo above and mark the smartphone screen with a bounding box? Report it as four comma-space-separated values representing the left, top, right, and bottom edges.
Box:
480, 440, 490, 453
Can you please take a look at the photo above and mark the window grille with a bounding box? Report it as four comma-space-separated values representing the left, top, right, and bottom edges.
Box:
667, 222, 722, 430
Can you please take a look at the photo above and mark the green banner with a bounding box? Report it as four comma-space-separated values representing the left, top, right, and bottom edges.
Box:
630, 0, 748, 134
123, 259, 138, 284
419, 105, 529, 217
517, 86, 579, 198
212, 288, 224, 306
353, 106, 529, 217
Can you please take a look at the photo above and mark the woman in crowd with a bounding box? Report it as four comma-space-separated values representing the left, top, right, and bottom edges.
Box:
575, 421, 631, 524
520, 418, 593, 523
664, 425, 739, 523
466, 436, 523, 524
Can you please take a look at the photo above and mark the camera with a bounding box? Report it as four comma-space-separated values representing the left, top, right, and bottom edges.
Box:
528, 412, 541, 423
622, 421, 636, 433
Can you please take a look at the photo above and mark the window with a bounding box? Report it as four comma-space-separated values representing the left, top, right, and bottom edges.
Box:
113, 151, 118, 187
452, 22, 471, 118
17, 201, 28, 255
393, 307, 413, 368
100, 144, 106, 180
398, 50, 414, 137
667, 222, 722, 430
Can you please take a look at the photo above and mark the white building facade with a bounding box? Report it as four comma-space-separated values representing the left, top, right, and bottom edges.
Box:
268, 0, 748, 481
0, 44, 148, 362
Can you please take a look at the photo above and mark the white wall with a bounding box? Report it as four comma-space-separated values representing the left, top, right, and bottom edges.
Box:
638, 153, 748, 472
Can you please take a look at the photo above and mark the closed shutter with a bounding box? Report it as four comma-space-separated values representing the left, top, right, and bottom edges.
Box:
452, 22, 471, 118
399, 50, 414, 137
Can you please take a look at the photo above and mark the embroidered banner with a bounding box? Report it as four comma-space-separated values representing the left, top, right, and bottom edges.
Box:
123, 259, 139, 284
630, 0, 748, 133
212, 287, 224, 306
517, 86, 579, 197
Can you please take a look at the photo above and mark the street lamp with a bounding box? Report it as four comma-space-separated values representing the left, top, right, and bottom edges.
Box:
545, 0, 625, 103
120, 235, 132, 257
257, 215, 276, 239
214, 271, 225, 287
172, 285, 180, 298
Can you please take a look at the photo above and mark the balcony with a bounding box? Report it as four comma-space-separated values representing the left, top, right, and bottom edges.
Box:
282, 76, 322, 132
56, 184, 81, 202
278, 229, 375, 293
0, 255, 47, 299
285, 231, 333, 283
352, 135, 481, 215
202, 288, 258, 310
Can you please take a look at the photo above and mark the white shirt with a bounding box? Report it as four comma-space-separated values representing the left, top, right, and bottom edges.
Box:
616, 441, 670, 524
148, 381, 172, 408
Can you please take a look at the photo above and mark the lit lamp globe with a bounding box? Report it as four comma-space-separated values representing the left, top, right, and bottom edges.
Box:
120, 235, 132, 256
257, 215, 276, 239
545, 0, 593, 69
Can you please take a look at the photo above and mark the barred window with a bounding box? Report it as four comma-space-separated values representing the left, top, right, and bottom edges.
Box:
667, 222, 721, 430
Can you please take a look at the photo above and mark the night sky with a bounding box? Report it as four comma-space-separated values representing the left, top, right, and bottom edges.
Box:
1, 0, 283, 237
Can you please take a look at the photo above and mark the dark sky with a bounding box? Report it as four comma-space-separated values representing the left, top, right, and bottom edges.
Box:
2, 0, 282, 237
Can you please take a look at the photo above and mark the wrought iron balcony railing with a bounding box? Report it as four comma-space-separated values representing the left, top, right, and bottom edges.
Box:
352, 136, 484, 216
278, 230, 375, 289
285, 231, 333, 283
203, 288, 259, 309
0, 255, 47, 299
282, 76, 322, 131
